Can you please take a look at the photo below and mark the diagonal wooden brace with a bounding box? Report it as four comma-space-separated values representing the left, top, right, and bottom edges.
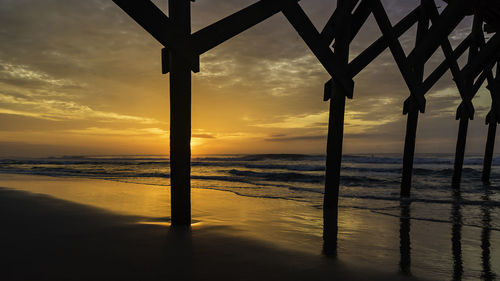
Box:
283, 2, 354, 98
321, 0, 360, 44
423, 0, 468, 97
349, 0, 373, 43
330, 0, 373, 50
349, 6, 421, 78
407, 0, 469, 66
113, 0, 200, 72
191, 0, 302, 55
370, 0, 426, 112
461, 33, 500, 81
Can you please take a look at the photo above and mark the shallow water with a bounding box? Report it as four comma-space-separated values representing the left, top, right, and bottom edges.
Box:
1, 154, 499, 228
0, 154, 499, 280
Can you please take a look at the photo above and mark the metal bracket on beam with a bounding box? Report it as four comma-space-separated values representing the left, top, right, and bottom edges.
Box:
403, 95, 425, 115
456, 100, 475, 120
324, 78, 354, 101
161, 47, 200, 74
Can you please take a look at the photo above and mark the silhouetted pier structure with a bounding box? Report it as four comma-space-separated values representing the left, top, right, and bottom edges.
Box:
113, 0, 500, 255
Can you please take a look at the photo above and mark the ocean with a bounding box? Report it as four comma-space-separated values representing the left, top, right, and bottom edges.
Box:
0, 153, 499, 230
0, 153, 499, 280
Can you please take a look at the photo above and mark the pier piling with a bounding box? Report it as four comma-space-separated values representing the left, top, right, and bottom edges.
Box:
323, 0, 351, 256
452, 110, 470, 188
323, 85, 346, 256
482, 116, 497, 184
169, 0, 192, 226
401, 108, 419, 197
482, 64, 500, 183
113, 0, 500, 253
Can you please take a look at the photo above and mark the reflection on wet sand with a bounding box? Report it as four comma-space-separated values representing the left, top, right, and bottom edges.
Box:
449, 187, 497, 281
399, 201, 411, 276
481, 186, 495, 281
332, 187, 497, 280
166, 226, 194, 281
323, 208, 338, 257
451, 190, 463, 281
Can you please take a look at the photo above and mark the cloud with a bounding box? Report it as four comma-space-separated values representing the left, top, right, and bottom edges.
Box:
253, 97, 399, 135
64, 127, 169, 137
254, 111, 329, 129
192, 133, 216, 139
0, 60, 79, 88
0, 0, 495, 155
0, 92, 159, 124
265, 134, 325, 142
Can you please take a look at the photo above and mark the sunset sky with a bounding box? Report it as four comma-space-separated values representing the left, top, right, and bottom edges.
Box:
0, 0, 496, 157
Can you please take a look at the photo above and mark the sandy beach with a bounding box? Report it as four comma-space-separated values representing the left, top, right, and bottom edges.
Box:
0, 174, 436, 281
2, 0, 500, 280
1, 173, 498, 280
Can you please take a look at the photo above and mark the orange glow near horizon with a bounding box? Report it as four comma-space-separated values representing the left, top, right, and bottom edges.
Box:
0, 0, 496, 157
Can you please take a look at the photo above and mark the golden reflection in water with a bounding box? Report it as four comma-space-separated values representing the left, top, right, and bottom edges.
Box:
451, 190, 463, 281
481, 186, 495, 281
0, 174, 399, 258
399, 200, 411, 276
0, 174, 326, 253
2, 173, 498, 280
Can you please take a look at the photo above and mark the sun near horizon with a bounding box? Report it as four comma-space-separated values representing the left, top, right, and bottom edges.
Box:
0, 0, 497, 158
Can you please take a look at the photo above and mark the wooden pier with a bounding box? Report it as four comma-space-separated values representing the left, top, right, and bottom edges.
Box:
113, 0, 500, 253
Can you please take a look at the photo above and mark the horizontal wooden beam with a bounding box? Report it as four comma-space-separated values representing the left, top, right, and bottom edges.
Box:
191, 0, 300, 55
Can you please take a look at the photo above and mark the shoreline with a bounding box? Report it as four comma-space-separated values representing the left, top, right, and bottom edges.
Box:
2, 173, 498, 280
0, 185, 424, 281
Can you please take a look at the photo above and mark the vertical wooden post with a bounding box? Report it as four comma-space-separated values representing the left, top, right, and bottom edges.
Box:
452, 16, 480, 189
482, 117, 497, 183
323, 87, 346, 256
401, 6, 427, 197
452, 112, 469, 188
482, 64, 499, 184
169, 0, 191, 227
323, 0, 351, 257
401, 103, 419, 197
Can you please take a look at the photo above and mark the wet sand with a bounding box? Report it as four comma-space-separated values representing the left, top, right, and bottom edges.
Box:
0, 185, 426, 281
8, 174, 500, 280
